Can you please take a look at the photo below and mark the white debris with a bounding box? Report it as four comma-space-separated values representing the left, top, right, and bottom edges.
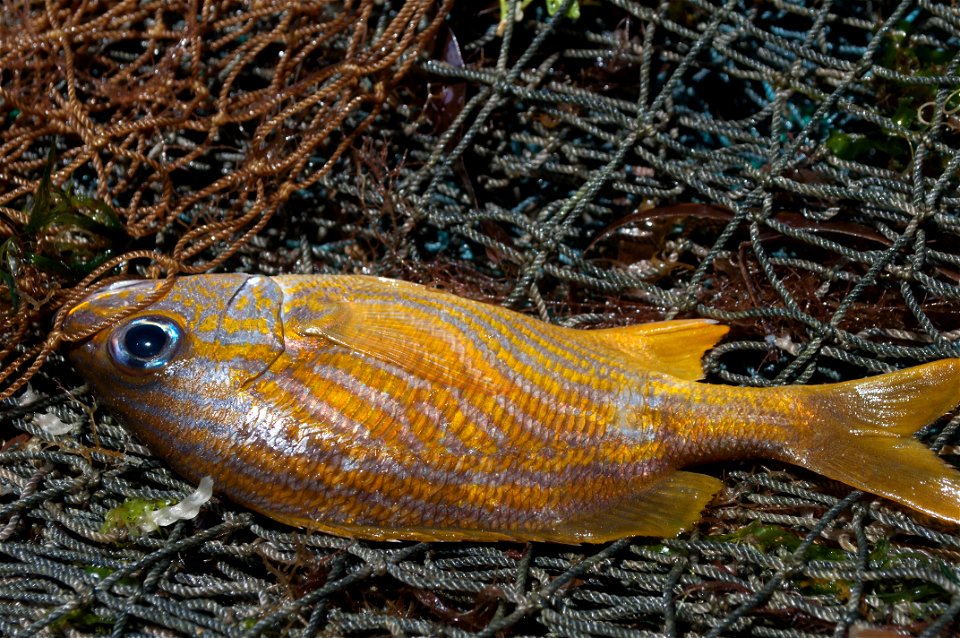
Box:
34, 411, 76, 436
141, 476, 214, 533
770, 334, 800, 356
19, 385, 77, 436
17, 385, 39, 406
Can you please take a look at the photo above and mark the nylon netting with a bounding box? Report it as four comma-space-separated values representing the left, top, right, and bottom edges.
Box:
1, 1, 960, 636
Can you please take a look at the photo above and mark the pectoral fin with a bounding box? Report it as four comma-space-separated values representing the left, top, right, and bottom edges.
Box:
588, 319, 729, 380
542, 471, 723, 543
294, 299, 495, 391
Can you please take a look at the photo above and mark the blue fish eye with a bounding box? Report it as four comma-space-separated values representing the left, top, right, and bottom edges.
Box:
108, 316, 183, 373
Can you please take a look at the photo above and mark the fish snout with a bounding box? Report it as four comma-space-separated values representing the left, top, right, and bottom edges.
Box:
62, 279, 171, 340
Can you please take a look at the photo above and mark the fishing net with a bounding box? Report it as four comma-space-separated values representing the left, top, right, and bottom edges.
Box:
1, 0, 959, 635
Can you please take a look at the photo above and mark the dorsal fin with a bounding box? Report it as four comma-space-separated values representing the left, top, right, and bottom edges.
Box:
588, 319, 729, 380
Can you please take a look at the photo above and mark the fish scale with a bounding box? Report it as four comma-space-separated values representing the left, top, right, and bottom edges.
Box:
63, 274, 960, 542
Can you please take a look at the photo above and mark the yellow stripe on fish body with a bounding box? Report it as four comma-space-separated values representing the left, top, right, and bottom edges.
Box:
63, 274, 960, 542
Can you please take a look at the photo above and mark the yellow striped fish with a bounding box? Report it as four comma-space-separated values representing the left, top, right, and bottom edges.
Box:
63, 274, 960, 542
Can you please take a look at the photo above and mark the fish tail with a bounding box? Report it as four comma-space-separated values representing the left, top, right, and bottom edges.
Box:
783, 358, 960, 523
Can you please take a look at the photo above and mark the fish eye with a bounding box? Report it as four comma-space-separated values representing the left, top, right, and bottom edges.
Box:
108, 315, 183, 374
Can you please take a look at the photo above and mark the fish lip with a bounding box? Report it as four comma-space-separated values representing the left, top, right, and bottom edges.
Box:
63, 338, 98, 363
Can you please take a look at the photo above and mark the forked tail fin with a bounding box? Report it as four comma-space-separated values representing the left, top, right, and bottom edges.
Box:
785, 358, 960, 523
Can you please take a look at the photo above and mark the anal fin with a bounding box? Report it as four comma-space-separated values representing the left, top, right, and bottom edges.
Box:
542, 471, 723, 543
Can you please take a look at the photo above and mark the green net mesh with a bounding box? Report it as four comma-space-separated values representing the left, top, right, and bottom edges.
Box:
2, 0, 960, 636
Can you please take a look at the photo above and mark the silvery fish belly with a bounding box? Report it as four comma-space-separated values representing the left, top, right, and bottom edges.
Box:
63, 274, 960, 542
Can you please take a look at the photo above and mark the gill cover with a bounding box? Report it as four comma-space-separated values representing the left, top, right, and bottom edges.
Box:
214, 275, 285, 386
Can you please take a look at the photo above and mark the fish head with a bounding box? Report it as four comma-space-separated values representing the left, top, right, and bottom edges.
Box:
63, 274, 285, 434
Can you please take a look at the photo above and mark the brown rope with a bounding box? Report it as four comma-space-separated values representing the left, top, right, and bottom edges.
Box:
0, 0, 451, 399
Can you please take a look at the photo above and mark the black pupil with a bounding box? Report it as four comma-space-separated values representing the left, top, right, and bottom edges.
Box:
124, 323, 168, 359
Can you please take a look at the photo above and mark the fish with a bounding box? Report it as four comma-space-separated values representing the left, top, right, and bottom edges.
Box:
61, 274, 960, 543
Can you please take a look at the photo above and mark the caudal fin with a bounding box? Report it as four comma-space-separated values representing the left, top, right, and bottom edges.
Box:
786, 358, 960, 524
